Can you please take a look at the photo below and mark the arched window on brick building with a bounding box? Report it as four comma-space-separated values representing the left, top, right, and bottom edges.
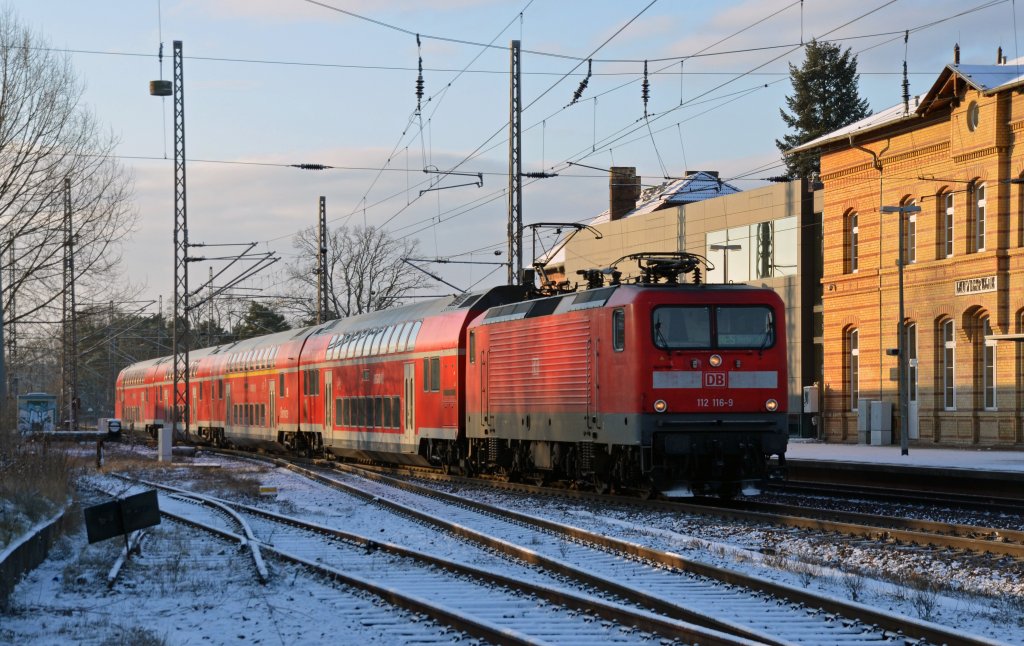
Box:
941, 191, 954, 258
940, 318, 956, 411
982, 316, 997, 410
845, 210, 858, 273
902, 198, 917, 264
970, 181, 987, 253
846, 327, 859, 411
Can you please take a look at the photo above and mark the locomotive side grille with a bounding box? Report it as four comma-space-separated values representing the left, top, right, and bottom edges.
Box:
578, 440, 593, 472
486, 317, 592, 409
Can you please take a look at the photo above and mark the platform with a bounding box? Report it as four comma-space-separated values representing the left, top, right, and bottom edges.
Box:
787, 439, 1024, 474
782, 439, 1024, 499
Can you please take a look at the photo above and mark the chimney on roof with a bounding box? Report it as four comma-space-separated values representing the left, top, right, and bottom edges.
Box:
998, 46, 1003, 64
609, 167, 640, 221
954, 43, 960, 65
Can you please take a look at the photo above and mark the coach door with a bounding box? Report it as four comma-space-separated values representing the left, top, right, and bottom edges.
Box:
403, 362, 416, 444
268, 381, 276, 430
225, 383, 232, 430
323, 371, 333, 433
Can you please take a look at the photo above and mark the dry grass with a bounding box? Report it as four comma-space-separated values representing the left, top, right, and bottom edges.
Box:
0, 429, 85, 547
100, 449, 269, 501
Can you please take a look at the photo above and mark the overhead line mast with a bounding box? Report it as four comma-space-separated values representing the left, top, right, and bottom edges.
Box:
62, 177, 78, 431
317, 196, 329, 324
507, 39, 522, 285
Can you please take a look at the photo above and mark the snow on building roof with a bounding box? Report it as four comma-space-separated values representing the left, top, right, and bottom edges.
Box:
588, 171, 741, 226
539, 171, 741, 267
787, 56, 1024, 155
950, 58, 1024, 93
786, 99, 920, 154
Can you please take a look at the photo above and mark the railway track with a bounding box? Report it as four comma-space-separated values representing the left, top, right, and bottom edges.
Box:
766, 479, 1024, 516
105, 475, 759, 646
354, 459, 1024, 559
189, 449, 1003, 645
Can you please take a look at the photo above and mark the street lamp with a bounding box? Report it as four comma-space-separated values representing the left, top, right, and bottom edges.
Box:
710, 243, 742, 283
880, 203, 921, 456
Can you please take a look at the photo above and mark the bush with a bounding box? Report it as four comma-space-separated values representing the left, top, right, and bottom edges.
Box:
0, 428, 79, 549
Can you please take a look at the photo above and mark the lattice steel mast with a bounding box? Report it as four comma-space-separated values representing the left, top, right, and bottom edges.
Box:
7, 237, 15, 398
62, 177, 79, 430
507, 39, 522, 285
317, 196, 329, 324
171, 40, 190, 440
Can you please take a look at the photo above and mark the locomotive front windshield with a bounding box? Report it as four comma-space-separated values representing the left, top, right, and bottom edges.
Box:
652, 305, 775, 350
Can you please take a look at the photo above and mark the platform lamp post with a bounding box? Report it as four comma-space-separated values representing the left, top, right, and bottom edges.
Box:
880, 203, 920, 456
709, 243, 741, 283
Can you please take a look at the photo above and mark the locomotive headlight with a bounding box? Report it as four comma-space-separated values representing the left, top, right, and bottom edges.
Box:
653, 399, 668, 413
765, 398, 779, 412
709, 354, 723, 367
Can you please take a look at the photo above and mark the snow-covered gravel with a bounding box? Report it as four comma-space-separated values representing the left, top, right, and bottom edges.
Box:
3, 444, 1023, 644
403, 477, 1024, 642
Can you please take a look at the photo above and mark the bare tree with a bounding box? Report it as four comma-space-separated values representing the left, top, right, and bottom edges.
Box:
0, 6, 136, 328
285, 224, 429, 322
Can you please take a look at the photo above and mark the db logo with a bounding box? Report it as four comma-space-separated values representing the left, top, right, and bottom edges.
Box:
704, 372, 726, 387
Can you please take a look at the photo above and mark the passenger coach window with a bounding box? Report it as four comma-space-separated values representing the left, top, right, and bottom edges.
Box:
430, 357, 441, 391
653, 306, 711, 349
716, 306, 775, 348
469, 331, 476, 363
406, 321, 422, 350
612, 309, 625, 351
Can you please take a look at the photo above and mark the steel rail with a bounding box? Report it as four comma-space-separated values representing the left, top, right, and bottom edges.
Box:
313, 458, 1003, 646
115, 475, 759, 646
357, 459, 1024, 557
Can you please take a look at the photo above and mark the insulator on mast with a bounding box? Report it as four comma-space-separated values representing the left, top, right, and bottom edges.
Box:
415, 34, 424, 114
641, 60, 650, 117
570, 59, 592, 106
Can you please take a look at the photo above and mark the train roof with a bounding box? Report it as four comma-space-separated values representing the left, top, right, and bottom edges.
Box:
476, 282, 781, 326
117, 285, 532, 376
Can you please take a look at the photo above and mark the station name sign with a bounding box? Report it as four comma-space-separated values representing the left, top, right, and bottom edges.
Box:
954, 275, 997, 296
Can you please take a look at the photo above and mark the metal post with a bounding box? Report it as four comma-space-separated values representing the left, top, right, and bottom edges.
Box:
897, 208, 906, 456
881, 203, 920, 456
62, 177, 78, 431
170, 39, 189, 453
317, 196, 328, 324
507, 40, 522, 285
710, 243, 741, 284
5, 236, 13, 400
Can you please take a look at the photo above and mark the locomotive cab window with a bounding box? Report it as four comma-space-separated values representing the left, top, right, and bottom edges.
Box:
653, 306, 711, 349
612, 309, 625, 351
652, 305, 775, 350
716, 306, 775, 348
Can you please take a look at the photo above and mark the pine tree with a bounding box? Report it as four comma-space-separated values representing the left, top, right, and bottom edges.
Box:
776, 40, 871, 179
235, 302, 289, 340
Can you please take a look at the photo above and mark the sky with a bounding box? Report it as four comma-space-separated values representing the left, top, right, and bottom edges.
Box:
11, 0, 1024, 320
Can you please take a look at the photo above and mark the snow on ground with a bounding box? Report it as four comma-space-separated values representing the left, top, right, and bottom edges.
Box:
3, 441, 1024, 644
787, 439, 1024, 472
436, 481, 1024, 643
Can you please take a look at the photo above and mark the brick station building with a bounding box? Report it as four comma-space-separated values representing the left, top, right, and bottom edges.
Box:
790, 49, 1024, 447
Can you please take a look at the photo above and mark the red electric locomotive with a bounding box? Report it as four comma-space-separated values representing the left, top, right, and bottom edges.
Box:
115, 253, 787, 497
463, 253, 787, 497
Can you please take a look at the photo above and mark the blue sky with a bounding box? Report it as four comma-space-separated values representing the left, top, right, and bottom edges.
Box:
12, 0, 1024, 312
